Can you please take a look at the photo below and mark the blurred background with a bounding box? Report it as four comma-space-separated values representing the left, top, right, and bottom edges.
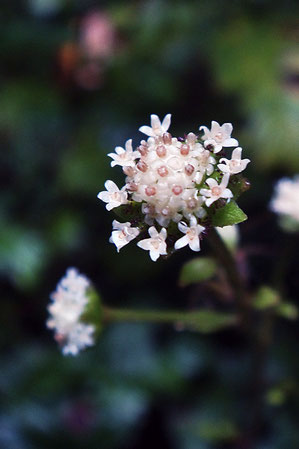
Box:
1, 1, 299, 448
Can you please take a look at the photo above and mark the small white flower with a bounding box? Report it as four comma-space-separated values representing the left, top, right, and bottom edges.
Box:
270, 176, 299, 223
137, 226, 167, 261
200, 173, 233, 207
200, 121, 238, 153
47, 268, 95, 356
97, 180, 128, 211
107, 139, 140, 168
109, 220, 140, 252
218, 147, 250, 174
139, 114, 171, 137
175, 216, 205, 252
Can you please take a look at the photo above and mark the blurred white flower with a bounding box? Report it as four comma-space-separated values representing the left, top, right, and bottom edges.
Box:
218, 147, 250, 174
137, 226, 167, 261
109, 220, 140, 252
139, 114, 171, 137
200, 121, 238, 153
97, 180, 128, 210
216, 225, 239, 251
175, 216, 205, 252
270, 176, 299, 223
200, 174, 233, 207
47, 268, 95, 355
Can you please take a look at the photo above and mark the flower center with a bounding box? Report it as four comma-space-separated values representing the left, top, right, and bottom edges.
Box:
187, 228, 196, 240
156, 145, 167, 157
145, 186, 156, 196
211, 186, 222, 196
157, 165, 169, 177
172, 185, 183, 195
214, 132, 223, 143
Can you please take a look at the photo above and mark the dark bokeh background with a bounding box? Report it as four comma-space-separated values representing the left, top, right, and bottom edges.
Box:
1, 1, 299, 448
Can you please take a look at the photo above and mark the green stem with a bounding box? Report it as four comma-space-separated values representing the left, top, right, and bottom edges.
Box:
104, 307, 193, 324
207, 227, 250, 327
103, 306, 236, 332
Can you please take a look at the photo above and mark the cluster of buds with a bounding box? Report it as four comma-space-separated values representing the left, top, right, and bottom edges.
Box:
47, 268, 95, 355
98, 114, 250, 261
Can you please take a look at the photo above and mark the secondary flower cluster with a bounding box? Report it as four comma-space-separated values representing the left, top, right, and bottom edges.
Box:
47, 268, 95, 355
98, 114, 250, 261
271, 176, 299, 225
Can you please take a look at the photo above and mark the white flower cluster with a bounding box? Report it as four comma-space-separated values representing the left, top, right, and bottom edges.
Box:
47, 268, 95, 355
98, 114, 250, 261
271, 176, 299, 224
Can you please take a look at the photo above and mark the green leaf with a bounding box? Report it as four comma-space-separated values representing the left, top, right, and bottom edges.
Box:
211, 201, 248, 227
252, 286, 280, 310
187, 310, 236, 333
179, 257, 217, 286
276, 302, 298, 320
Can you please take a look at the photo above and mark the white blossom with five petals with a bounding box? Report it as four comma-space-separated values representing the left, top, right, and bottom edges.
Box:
108, 139, 140, 168
200, 174, 233, 207
200, 121, 238, 154
218, 147, 250, 174
174, 216, 205, 252
97, 180, 128, 211
137, 226, 167, 261
109, 220, 140, 252
139, 114, 171, 137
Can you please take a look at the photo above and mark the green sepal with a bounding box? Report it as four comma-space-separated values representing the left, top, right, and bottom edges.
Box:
81, 286, 103, 336
179, 257, 217, 286
211, 200, 248, 227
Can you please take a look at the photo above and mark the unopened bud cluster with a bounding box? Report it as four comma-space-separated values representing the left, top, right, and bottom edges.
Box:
98, 114, 250, 261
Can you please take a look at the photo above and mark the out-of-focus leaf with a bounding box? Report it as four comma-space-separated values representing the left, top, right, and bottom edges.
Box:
211, 201, 247, 227
199, 418, 238, 442
253, 286, 280, 310
179, 257, 217, 286
276, 302, 298, 320
266, 387, 286, 406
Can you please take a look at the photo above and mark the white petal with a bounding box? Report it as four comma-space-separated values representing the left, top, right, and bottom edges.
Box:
139, 125, 155, 137
231, 147, 242, 159
137, 239, 151, 251
211, 121, 221, 133
105, 180, 119, 192
161, 114, 171, 131
206, 178, 218, 188
222, 188, 233, 199
220, 173, 230, 188
160, 228, 167, 240
97, 191, 110, 202
149, 250, 160, 261
148, 227, 158, 238
174, 235, 188, 250
222, 123, 233, 136
217, 163, 229, 173
125, 139, 133, 151
115, 146, 125, 154
178, 221, 188, 233
150, 114, 161, 129
205, 197, 217, 207
222, 138, 239, 147
189, 237, 200, 252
